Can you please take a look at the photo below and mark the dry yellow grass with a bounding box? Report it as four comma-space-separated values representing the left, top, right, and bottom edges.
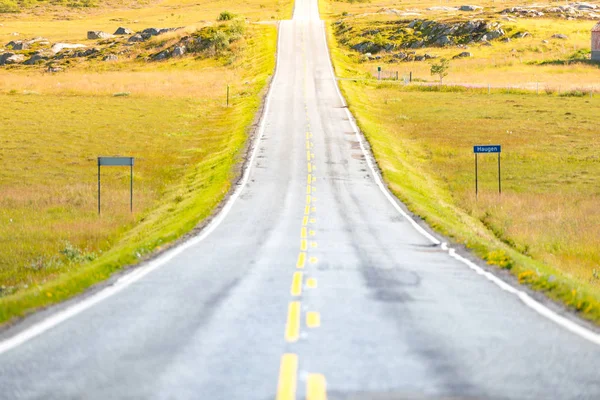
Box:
0, 0, 282, 322
321, 0, 600, 90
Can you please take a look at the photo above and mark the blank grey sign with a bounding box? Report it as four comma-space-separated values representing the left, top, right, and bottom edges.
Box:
98, 157, 134, 166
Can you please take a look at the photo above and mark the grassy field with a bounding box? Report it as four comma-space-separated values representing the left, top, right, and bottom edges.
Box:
323, 1, 600, 322
322, 0, 600, 90
0, 0, 285, 324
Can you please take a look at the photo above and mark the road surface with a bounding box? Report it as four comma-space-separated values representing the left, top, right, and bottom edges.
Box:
1, 0, 600, 399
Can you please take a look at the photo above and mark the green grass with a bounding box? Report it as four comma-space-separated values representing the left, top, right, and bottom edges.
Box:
327, 27, 600, 323
0, 23, 277, 324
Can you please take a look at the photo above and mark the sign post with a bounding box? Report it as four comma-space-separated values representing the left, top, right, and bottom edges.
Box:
97, 157, 134, 215
473, 145, 501, 198
377, 66, 381, 81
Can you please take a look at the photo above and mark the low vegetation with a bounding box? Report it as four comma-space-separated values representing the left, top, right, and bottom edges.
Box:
323, 0, 600, 322
0, 0, 286, 323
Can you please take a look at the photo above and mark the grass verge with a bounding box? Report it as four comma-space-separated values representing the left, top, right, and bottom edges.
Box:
0, 22, 277, 325
326, 23, 600, 324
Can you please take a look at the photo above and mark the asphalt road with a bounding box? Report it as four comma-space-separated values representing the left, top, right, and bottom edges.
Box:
1, 0, 600, 399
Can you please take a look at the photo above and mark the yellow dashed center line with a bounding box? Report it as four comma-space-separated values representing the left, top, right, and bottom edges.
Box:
276, 354, 298, 400
285, 301, 301, 342
308, 163, 312, 173
301, 227, 307, 238
291, 272, 303, 297
301, 239, 308, 251
302, 216, 309, 226
307, 174, 312, 185
306, 185, 311, 195
306, 195, 311, 205
297, 252, 306, 269
306, 374, 327, 400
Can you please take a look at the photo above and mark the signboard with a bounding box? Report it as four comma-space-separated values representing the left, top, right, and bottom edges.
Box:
473, 145, 501, 154
97, 157, 134, 214
473, 145, 501, 197
98, 157, 134, 166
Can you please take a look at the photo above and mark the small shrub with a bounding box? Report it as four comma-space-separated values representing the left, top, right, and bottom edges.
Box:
484, 250, 514, 270
0, 0, 20, 13
218, 10, 235, 21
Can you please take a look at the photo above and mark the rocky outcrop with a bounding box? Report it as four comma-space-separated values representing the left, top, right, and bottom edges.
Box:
459, 5, 483, 11
87, 31, 113, 40
501, 4, 600, 20
0, 53, 25, 65
51, 43, 86, 53
114, 27, 132, 35
453, 51, 473, 59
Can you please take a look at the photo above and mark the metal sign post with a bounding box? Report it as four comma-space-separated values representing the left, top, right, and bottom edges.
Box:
97, 157, 135, 215
473, 145, 501, 198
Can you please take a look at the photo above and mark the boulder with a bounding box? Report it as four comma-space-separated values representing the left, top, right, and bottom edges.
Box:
153, 50, 170, 61
0, 53, 25, 65
87, 31, 113, 40
24, 53, 50, 65
172, 45, 186, 57
103, 54, 118, 61
47, 66, 63, 73
434, 35, 452, 46
459, 5, 483, 11
51, 43, 86, 53
513, 32, 531, 39
453, 51, 472, 59
552, 33, 568, 39
6, 40, 29, 50
114, 27, 133, 35
575, 3, 597, 10
128, 33, 145, 43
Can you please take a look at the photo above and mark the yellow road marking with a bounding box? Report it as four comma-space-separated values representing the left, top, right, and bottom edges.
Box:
307, 163, 312, 173
276, 354, 298, 400
302, 216, 308, 226
306, 185, 311, 195
297, 252, 306, 269
300, 239, 308, 251
309, 230, 316, 236
306, 312, 321, 328
285, 302, 301, 342
309, 256, 318, 264
310, 241, 318, 248
291, 272, 303, 296
304, 205, 310, 215
307, 174, 312, 185
310, 218, 316, 223
306, 195, 311, 205
311, 207, 316, 212
311, 186, 316, 193
301, 227, 307, 238
306, 374, 327, 400
307, 278, 317, 289
307, 151, 311, 161
311, 153, 315, 159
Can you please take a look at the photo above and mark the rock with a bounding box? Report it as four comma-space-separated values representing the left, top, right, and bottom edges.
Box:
24, 53, 50, 65
172, 45, 186, 57
87, 31, 113, 40
542, 39, 549, 44
501, 37, 511, 42
6, 41, 29, 50
51, 43, 87, 53
453, 51, 472, 59
103, 54, 118, 61
427, 6, 458, 11
128, 34, 145, 43
552, 33, 568, 39
485, 28, 505, 40
434, 35, 452, 46
459, 5, 483, 11
513, 32, 531, 39
575, 2, 597, 10
47, 66, 63, 73
153, 50, 170, 61
0, 53, 25, 65
114, 27, 133, 35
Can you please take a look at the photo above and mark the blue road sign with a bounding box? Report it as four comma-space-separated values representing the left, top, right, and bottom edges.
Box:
473, 145, 501, 153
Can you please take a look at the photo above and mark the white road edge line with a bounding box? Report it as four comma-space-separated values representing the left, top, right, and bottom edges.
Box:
0, 23, 286, 356
319, 20, 600, 346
